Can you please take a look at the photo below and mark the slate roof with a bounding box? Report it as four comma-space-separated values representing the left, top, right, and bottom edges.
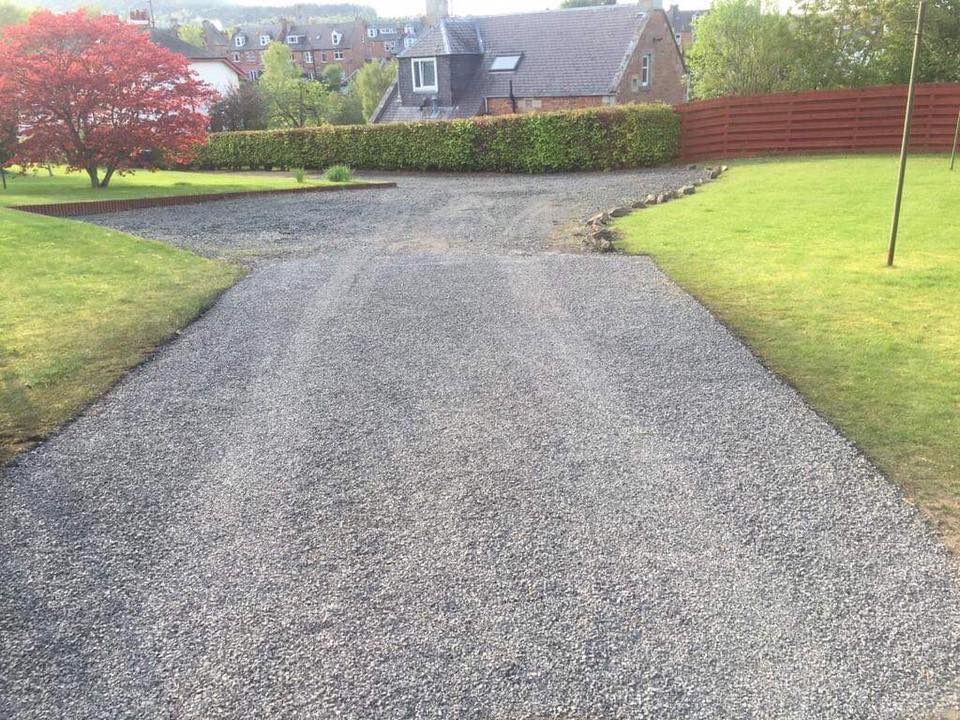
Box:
230, 21, 363, 52
150, 28, 224, 59
399, 4, 651, 98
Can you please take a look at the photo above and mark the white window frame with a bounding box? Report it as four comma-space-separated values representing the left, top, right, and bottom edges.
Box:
286, 35, 299, 44
235, 35, 246, 48
640, 53, 651, 87
367, 27, 377, 38
334, 50, 344, 60
304, 51, 313, 63
331, 31, 342, 46
320, 51, 328, 63
411, 57, 438, 93
260, 34, 271, 46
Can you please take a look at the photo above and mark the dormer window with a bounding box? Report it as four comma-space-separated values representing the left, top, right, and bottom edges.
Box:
331, 30, 342, 46
490, 54, 522, 72
260, 34, 271, 46
411, 57, 437, 93
367, 27, 377, 38
234, 35, 246, 47
286, 35, 300, 44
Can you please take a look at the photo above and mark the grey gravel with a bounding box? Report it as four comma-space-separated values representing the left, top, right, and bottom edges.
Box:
3, 170, 960, 719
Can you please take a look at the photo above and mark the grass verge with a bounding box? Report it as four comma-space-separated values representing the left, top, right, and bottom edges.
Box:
614, 154, 959, 548
0, 166, 337, 206
0, 168, 263, 462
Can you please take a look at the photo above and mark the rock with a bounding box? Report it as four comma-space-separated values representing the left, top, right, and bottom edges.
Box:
720, 165, 729, 173
631, 199, 647, 209
645, 194, 658, 205
586, 211, 609, 226
609, 207, 632, 218
591, 227, 618, 252
687, 163, 698, 170
693, 179, 703, 187
709, 167, 722, 179
680, 185, 696, 196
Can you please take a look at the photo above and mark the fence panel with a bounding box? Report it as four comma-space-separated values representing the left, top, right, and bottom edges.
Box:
676, 83, 960, 161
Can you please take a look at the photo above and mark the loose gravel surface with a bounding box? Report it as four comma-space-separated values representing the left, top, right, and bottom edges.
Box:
3, 170, 960, 719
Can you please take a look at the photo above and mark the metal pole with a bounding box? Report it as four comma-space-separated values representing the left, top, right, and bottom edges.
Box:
950, 107, 960, 171
887, 0, 926, 267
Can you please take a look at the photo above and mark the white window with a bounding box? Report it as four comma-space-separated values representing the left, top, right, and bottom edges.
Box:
260, 34, 270, 46
234, 35, 246, 47
304, 51, 313, 63
385, 40, 396, 52
490, 54, 521, 72
404, 37, 416, 48
640, 53, 651, 87
675, 32, 682, 46
331, 31, 342, 46
232, 52, 241, 62
334, 50, 344, 60
320, 51, 327, 63
367, 27, 377, 38
411, 57, 437, 92
404, 24, 414, 34
286, 35, 299, 44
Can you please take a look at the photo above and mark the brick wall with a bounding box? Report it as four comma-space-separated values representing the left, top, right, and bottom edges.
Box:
616, 11, 686, 106
485, 96, 614, 115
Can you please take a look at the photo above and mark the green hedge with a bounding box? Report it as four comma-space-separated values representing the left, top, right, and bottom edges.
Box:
193, 103, 680, 173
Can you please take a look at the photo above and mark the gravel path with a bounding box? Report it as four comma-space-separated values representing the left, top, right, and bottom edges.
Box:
3, 170, 960, 718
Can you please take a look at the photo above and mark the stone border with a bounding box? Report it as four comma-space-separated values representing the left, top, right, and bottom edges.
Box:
10, 181, 397, 218
584, 165, 728, 252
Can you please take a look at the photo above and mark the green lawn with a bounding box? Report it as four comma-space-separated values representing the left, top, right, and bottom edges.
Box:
614, 155, 960, 548
0, 167, 336, 461
0, 166, 333, 206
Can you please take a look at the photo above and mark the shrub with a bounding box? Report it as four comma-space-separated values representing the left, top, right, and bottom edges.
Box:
293, 167, 305, 183
324, 165, 352, 182
194, 104, 680, 174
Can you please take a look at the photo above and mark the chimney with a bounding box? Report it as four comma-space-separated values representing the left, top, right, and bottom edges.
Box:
425, 0, 449, 27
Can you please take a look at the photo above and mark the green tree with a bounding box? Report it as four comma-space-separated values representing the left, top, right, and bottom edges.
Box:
0, 1, 28, 30
176, 23, 205, 48
795, 0, 960, 86
259, 41, 332, 127
560, 0, 615, 7
321, 63, 344, 89
209, 83, 268, 131
353, 59, 397, 120
686, 0, 805, 99
327, 84, 365, 125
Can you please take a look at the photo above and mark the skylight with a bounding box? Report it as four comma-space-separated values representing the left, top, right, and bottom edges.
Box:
490, 54, 522, 72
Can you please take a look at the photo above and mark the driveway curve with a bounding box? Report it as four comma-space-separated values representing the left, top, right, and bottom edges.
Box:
3, 170, 960, 719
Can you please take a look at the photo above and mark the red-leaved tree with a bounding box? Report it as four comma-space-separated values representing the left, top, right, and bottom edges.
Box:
0, 10, 216, 188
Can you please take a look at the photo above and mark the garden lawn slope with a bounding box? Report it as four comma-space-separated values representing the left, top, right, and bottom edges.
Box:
1, 167, 333, 206
614, 155, 960, 548
0, 169, 267, 462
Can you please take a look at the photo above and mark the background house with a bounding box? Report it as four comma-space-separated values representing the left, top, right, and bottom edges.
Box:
228, 19, 418, 82
145, 26, 244, 98
665, 4, 705, 56
372, 1, 686, 124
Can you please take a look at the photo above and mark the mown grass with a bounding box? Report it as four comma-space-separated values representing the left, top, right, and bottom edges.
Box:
0, 168, 293, 461
614, 154, 960, 548
0, 166, 335, 206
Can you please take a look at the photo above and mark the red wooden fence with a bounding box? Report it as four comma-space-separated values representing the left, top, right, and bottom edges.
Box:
676, 83, 960, 161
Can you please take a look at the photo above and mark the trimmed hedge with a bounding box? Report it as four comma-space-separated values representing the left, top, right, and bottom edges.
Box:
194, 103, 680, 173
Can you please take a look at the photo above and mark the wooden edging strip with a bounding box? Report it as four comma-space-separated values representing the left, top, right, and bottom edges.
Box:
9, 181, 397, 218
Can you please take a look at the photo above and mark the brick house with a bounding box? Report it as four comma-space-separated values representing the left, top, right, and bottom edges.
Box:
665, 4, 705, 56
372, 1, 686, 124
228, 20, 379, 81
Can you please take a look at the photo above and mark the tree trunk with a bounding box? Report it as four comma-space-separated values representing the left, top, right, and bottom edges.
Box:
99, 167, 115, 188
86, 166, 99, 188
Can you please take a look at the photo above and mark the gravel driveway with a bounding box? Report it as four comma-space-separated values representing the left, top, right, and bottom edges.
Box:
3, 170, 960, 719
